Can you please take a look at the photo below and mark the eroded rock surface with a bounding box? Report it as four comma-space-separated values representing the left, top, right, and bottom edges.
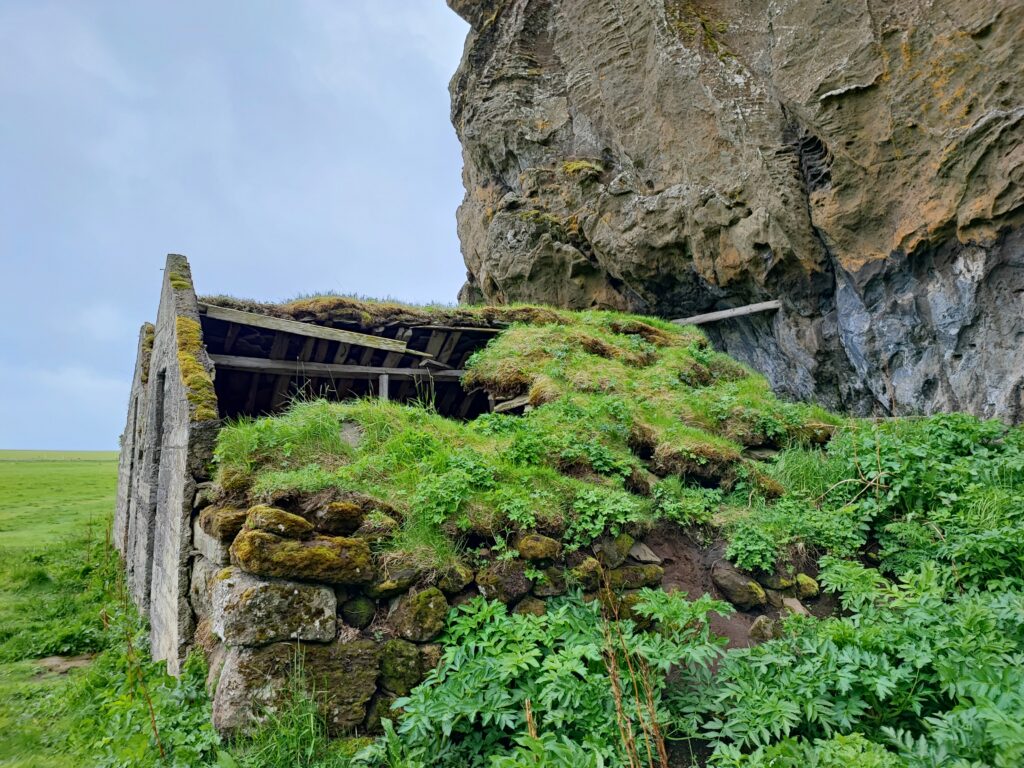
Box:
447, 0, 1024, 421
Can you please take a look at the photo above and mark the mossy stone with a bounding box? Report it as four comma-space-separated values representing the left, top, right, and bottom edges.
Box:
366, 568, 419, 599
594, 533, 634, 568
756, 567, 795, 592
230, 529, 373, 585
513, 596, 547, 617
436, 562, 474, 595
199, 506, 249, 541
532, 566, 566, 598
380, 638, 423, 695
607, 564, 664, 591
711, 562, 767, 610
517, 533, 562, 563
389, 588, 449, 643
749, 615, 780, 642
795, 573, 819, 599
476, 561, 531, 604
341, 596, 376, 629
568, 556, 602, 591
353, 513, 399, 545
315, 501, 365, 535
419, 643, 443, 673
245, 505, 314, 539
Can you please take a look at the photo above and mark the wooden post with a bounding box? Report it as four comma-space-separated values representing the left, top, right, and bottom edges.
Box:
671, 300, 782, 326
378, 373, 389, 401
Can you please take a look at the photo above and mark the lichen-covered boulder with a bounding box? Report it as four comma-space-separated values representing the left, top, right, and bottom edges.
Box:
198, 505, 248, 540
213, 639, 380, 735
568, 556, 602, 591
389, 588, 449, 643
245, 505, 314, 539
607, 564, 664, 591
517, 533, 562, 563
795, 573, 820, 599
532, 566, 566, 598
380, 638, 423, 696
782, 597, 811, 617
594, 533, 634, 569
476, 561, 531, 604
313, 501, 365, 536
211, 567, 335, 646
711, 561, 767, 610
365, 567, 419, 599
341, 596, 377, 629
436, 562, 474, 595
755, 566, 796, 592
230, 529, 373, 585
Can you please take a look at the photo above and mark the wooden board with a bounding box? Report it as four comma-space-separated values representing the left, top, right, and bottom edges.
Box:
209, 354, 465, 380
671, 300, 782, 326
199, 302, 430, 356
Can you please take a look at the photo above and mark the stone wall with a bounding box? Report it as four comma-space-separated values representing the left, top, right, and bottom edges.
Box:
114, 254, 220, 674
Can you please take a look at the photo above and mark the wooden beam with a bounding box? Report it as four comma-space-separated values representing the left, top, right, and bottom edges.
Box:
378, 373, 390, 401
209, 354, 465, 381
198, 302, 430, 357
671, 300, 783, 326
412, 324, 502, 334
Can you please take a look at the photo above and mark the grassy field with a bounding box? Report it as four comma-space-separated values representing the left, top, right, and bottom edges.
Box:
0, 450, 119, 768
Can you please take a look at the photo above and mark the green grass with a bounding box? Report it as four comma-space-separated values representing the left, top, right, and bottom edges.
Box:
0, 450, 118, 547
0, 450, 119, 767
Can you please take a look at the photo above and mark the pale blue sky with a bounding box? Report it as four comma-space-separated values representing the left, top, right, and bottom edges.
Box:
0, 2, 469, 450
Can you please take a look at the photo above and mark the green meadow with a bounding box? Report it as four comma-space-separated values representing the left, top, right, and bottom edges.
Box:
0, 450, 118, 767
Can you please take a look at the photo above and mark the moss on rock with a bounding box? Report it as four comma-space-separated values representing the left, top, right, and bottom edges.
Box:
199, 506, 249, 541
517, 533, 562, 563
436, 562, 474, 595
175, 316, 219, 422
476, 561, 531, 604
230, 529, 373, 585
245, 505, 314, 539
341, 596, 376, 629
607, 564, 664, 591
380, 638, 423, 695
389, 588, 449, 643
568, 556, 602, 591
315, 501, 366, 535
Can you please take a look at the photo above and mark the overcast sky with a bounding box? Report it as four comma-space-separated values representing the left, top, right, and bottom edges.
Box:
0, 2, 469, 450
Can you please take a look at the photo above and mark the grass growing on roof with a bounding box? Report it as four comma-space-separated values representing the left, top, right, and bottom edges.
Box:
214, 310, 835, 572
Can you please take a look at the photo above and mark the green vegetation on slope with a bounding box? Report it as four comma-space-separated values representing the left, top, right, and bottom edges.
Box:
213, 311, 834, 576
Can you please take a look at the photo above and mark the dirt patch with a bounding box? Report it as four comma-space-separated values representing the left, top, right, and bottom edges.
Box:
35, 654, 95, 676
643, 525, 755, 649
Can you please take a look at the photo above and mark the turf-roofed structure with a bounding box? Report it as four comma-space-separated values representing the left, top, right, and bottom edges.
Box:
115, 253, 840, 735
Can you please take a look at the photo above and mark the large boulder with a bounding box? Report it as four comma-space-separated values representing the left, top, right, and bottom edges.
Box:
211, 567, 335, 646
230, 529, 373, 585
593, 533, 634, 569
447, 0, 1024, 423
607, 564, 664, 591
711, 561, 768, 610
213, 639, 380, 735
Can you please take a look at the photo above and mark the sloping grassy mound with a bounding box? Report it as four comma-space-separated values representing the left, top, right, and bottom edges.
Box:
213, 310, 837, 573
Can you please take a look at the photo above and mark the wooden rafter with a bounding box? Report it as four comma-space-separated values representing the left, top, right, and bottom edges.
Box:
209, 354, 465, 380
198, 302, 431, 357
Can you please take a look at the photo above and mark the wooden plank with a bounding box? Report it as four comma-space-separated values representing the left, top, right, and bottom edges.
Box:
493, 394, 531, 414
378, 373, 390, 401
671, 300, 783, 326
209, 354, 465, 380
435, 331, 463, 367
412, 324, 502, 334
198, 302, 430, 356
245, 333, 289, 412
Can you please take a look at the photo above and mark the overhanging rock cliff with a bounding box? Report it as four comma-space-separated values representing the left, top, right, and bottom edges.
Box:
446, 0, 1024, 422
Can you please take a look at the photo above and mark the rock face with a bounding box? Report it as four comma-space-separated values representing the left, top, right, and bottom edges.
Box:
447, 0, 1024, 422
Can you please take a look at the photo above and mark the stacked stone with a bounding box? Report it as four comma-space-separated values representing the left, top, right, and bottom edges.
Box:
188, 494, 667, 735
